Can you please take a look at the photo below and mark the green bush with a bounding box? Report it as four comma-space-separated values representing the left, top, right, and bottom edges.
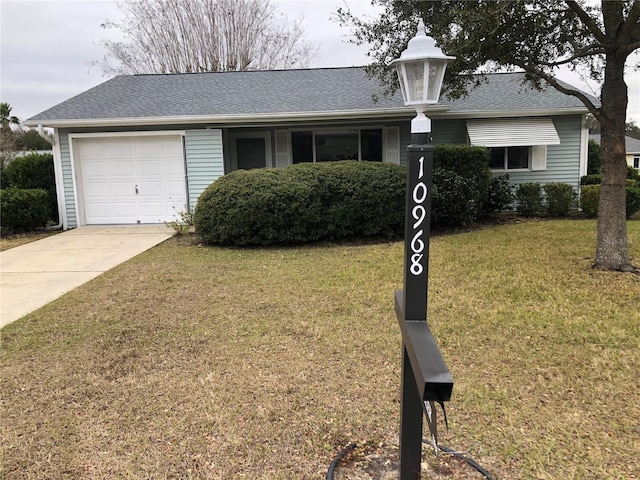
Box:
580, 185, 600, 218
434, 144, 492, 210
194, 161, 406, 246
5, 153, 57, 222
579, 182, 640, 219
587, 139, 600, 175
484, 174, 514, 214
515, 182, 544, 216
431, 168, 480, 227
581, 174, 601, 185
627, 180, 640, 217
0, 187, 50, 233
544, 183, 576, 216
628, 165, 640, 182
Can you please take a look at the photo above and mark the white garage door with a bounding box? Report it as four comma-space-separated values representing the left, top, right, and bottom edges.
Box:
77, 135, 187, 224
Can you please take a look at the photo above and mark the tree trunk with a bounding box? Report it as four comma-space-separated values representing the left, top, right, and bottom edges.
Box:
594, 50, 634, 272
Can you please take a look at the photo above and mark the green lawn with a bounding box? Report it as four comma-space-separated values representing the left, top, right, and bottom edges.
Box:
1, 220, 639, 479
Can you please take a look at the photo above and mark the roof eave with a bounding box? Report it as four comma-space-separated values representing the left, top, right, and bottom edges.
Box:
437, 107, 589, 119
24, 105, 588, 129
24, 107, 425, 129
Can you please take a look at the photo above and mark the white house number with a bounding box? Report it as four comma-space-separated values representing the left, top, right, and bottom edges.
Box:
410, 156, 427, 276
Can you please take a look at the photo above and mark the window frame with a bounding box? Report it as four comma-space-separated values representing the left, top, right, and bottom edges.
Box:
488, 146, 532, 172
290, 127, 385, 164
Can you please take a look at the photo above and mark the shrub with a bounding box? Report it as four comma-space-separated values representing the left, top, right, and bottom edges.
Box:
194, 161, 406, 246
627, 180, 640, 217
0, 187, 49, 233
581, 174, 601, 185
544, 183, 576, 216
579, 182, 640, 219
484, 174, 514, 214
434, 144, 492, 209
5, 153, 57, 222
587, 139, 600, 175
628, 165, 640, 182
431, 168, 481, 227
515, 183, 544, 216
580, 185, 600, 218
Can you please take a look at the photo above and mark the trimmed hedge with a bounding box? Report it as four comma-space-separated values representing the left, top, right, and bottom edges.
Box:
543, 182, 576, 216
485, 174, 514, 214
4, 153, 58, 222
194, 161, 406, 246
579, 181, 640, 219
0, 187, 50, 233
434, 144, 492, 213
515, 182, 544, 216
431, 168, 480, 227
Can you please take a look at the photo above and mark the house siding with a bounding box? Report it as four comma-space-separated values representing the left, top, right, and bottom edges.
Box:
506, 115, 584, 190
185, 129, 224, 208
57, 130, 77, 228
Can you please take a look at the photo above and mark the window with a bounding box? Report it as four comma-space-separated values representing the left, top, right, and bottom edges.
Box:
634, 156, 639, 169
489, 146, 531, 170
291, 128, 383, 164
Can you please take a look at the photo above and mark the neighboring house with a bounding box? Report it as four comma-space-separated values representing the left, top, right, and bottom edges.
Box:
589, 134, 640, 171
24, 68, 591, 229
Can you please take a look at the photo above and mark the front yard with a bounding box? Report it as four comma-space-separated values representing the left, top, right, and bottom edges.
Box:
1, 220, 639, 479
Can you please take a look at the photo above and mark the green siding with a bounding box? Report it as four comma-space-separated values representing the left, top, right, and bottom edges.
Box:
506, 115, 583, 190
185, 129, 224, 208
57, 130, 77, 228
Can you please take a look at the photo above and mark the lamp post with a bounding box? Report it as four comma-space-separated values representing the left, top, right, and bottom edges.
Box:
392, 20, 455, 480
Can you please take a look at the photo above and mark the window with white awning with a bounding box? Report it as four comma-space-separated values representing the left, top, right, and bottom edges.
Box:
466, 117, 560, 171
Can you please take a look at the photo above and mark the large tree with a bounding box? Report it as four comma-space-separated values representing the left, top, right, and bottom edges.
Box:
98, 0, 317, 75
339, 0, 640, 272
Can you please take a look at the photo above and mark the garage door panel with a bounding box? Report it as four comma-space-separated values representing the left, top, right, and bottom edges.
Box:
78, 135, 185, 225
82, 160, 110, 178
135, 138, 163, 156
107, 139, 135, 157
136, 158, 166, 177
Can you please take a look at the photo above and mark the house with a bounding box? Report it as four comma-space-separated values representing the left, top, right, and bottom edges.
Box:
24, 67, 591, 229
589, 134, 640, 171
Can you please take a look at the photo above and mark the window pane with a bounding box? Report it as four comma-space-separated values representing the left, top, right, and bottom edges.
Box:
361, 129, 382, 161
236, 138, 265, 170
315, 131, 358, 162
634, 156, 639, 169
292, 131, 313, 164
508, 146, 529, 169
489, 148, 505, 169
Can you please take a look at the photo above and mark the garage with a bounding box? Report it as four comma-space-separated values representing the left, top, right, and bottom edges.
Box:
74, 134, 187, 225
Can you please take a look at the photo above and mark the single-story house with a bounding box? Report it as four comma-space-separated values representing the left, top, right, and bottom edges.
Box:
589, 133, 640, 170
25, 67, 591, 229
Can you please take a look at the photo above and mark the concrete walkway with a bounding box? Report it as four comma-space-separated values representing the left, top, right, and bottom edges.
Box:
1, 226, 174, 328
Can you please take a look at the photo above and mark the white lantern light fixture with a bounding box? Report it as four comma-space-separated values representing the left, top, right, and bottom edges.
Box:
391, 19, 455, 133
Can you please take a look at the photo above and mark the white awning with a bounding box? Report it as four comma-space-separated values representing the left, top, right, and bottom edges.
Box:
466, 117, 560, 147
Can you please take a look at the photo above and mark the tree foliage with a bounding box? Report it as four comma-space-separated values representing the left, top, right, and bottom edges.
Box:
98, 0, 317, 75
338, 0, 640, 272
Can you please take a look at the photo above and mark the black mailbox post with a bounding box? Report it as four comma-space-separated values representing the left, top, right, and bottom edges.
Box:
395, 139, 453, 479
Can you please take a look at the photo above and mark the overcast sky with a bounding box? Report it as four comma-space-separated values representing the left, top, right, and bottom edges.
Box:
1, 0, 639, 125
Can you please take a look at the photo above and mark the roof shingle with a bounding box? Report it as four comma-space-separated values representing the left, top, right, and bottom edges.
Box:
26, 67, 590, 125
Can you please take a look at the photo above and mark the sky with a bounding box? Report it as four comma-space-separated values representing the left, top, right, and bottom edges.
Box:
1, 0, 639, 125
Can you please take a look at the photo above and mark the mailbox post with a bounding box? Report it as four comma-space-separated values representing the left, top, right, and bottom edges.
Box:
391, 20, 456, 480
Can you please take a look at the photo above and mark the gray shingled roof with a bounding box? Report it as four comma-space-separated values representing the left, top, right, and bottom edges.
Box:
26, 67, 589, 125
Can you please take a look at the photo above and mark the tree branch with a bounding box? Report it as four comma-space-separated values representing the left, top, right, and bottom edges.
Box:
515, 61, 601, 119
565, 0, 608, 45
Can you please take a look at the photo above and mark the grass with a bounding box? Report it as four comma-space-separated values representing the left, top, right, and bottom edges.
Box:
1, 219, 639, 479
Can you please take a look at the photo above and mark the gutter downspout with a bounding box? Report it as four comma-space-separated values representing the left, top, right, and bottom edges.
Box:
37, 124, 63, 230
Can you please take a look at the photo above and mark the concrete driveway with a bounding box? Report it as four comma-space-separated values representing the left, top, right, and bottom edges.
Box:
1, 226, 174, 328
